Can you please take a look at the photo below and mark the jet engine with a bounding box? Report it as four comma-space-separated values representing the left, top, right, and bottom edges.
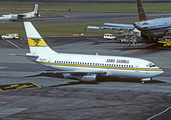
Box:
18, 15, 25, 20
63, 73, 97, 82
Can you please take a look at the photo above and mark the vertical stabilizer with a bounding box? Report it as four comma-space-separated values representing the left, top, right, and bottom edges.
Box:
33, 4, 39, 17
136, 0, 147, 21
24, 22, 56, 55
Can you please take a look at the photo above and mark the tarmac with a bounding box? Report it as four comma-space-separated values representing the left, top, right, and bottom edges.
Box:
0, 11, 171, 25
0, 36, 171, 120
0, 0, 171, 3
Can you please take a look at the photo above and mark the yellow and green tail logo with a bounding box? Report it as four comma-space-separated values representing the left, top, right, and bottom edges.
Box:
28, 38, 47, 47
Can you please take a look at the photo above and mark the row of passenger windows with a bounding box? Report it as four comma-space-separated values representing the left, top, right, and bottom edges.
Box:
54, 61, 134, 68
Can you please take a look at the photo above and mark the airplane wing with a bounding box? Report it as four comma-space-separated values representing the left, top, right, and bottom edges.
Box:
41, 70, 107, 82
41, 70, 106, 75
87, 23, 135, 31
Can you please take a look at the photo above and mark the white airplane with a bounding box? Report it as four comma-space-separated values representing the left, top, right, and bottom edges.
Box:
88, 0, 171, 40
13, 22, 164, 83
0, 4, 39, 21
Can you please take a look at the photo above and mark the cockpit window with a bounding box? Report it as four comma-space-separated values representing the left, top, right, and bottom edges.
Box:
149, 63, 156, 67
142, 22, 148, 25
152, 65, 156, 67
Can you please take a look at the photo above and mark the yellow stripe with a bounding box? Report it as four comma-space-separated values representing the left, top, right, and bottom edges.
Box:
28, 38, 47, 47
31, 82, 41, 88
36, 61, 163, 71
0, 82, 41, 92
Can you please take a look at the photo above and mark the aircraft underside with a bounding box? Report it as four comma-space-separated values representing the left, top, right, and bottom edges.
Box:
41, 63, 162, 80
141, 29, 166, 39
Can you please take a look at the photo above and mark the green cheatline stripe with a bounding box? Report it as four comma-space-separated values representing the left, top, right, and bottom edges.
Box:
36, 61, 163, 71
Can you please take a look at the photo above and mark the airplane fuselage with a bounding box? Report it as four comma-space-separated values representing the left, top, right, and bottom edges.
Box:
0, 12, 37, 21
21, 22, 164, 83
27, 52, 164, 79
134, 17, 171, 38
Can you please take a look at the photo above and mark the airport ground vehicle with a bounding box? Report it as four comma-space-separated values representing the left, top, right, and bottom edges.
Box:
158, 37, 171, 47
1, 33, 19, 40
118, 35, 126, 43
103, 34, 117, 40
118, 35, 138, 44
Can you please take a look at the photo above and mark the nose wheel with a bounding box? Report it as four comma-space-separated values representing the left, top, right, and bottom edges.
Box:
141, 78, 151, 83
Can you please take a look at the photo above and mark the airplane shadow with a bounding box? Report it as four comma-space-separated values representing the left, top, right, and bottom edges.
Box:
25, 73, 99, 87
25, 72, 166, 86
91, 41, 117, 45
25, 73, 64, 78
97, 76, 166, 84
49, 81, 99, 88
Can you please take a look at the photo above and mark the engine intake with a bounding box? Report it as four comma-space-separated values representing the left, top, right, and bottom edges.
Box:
63, 73, 97, 82
80, 74, 97, 82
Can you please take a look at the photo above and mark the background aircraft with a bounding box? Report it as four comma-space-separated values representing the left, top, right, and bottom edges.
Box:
87, 0, 171, 42
0, 4, 40, 21
12, 22, 164, 83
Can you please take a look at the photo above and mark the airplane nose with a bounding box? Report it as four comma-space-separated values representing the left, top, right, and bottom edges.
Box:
157, 70, 164, 76
161, 70, 164, 75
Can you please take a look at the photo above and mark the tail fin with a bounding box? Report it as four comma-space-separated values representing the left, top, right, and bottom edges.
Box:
33, 4, 39, 17
136, 0, 147, 21
24, 22, 56, 54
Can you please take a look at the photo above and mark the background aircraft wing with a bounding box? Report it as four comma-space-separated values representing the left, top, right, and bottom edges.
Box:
87, 25, 125, 30
87, 23, 134, 31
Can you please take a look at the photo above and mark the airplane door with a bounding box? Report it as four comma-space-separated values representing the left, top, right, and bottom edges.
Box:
48, 57, 52, 62
135, 62, 140, 71
48, 57, 52, 66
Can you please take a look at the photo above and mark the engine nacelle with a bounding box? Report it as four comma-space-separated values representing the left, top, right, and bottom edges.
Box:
63, 73, 97, 82
80, 74, 97, 82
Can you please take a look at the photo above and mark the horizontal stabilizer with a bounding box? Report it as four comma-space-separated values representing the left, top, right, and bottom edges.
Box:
10, 53, 38, 58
